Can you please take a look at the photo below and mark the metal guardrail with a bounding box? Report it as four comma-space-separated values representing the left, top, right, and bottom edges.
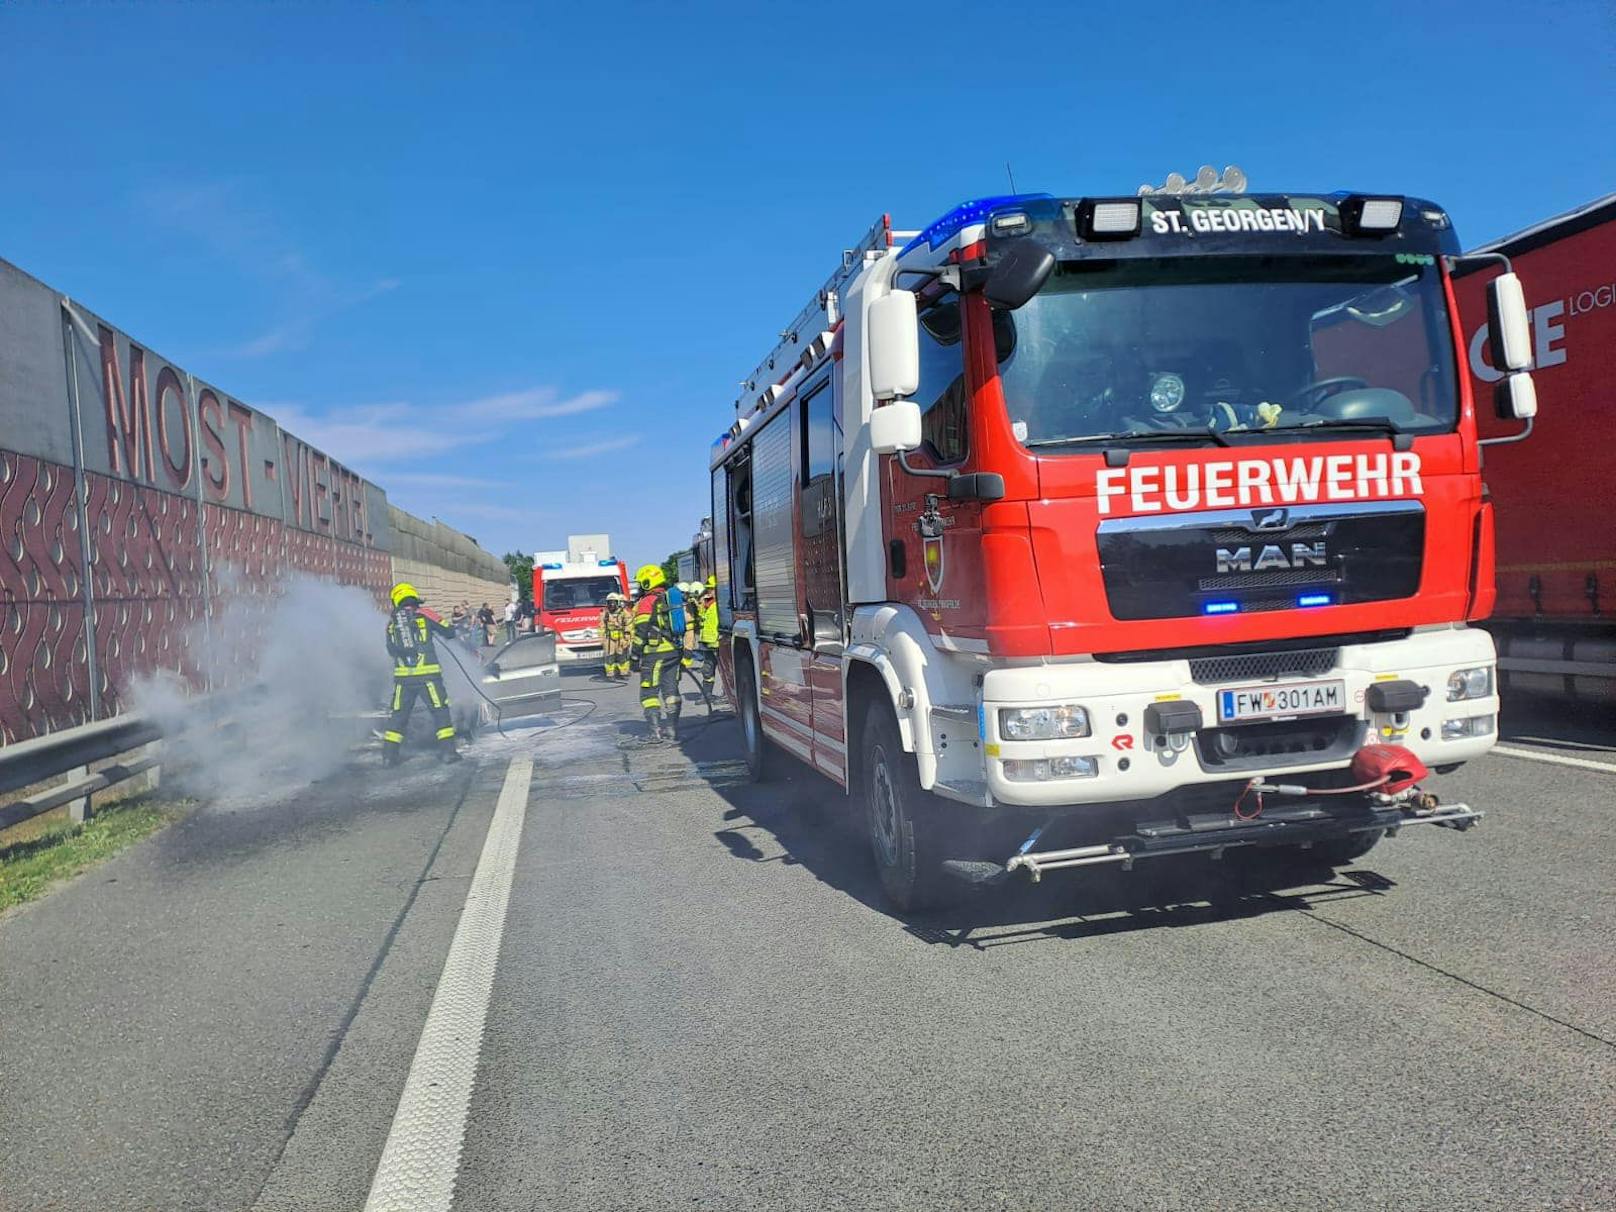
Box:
0, 713, 165, 833
0, 714, 162, 798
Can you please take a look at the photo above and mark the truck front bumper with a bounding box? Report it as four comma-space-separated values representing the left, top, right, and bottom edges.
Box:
555, 642, 605, 665
977, 627, 1499, 810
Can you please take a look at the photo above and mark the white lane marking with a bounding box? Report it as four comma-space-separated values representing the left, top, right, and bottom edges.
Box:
1492, 744, 1616, 775
364, 757, 533, 1212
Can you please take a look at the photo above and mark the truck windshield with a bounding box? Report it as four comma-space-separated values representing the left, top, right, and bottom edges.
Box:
996, 256, 1459, 448
543, 575, 619, 611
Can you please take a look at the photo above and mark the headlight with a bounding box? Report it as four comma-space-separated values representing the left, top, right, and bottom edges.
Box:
998, 705, 1091, 740
1441, 715, 1494, 740
1149, 372, 1186, 413
1446, 666, 1494, 701
1003, 756, 1099, 782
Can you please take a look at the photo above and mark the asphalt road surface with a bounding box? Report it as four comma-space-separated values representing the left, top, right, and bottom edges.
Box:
2, 676, 1613, 1211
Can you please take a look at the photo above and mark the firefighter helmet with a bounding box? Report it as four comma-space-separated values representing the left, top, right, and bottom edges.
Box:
390, 582, 421, 608
636, 564, 666, 592
706, 574, 716, 588
606, 591, 624, 603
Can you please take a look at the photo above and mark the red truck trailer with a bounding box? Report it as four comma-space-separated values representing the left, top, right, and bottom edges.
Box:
1454, 194, 1616, 701
706, 175, 1540, 908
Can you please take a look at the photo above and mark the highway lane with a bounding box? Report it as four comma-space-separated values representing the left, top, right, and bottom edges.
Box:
0, 747, 505, 1212
0, 679, 1612, 1210
450, 687, 1616, 1212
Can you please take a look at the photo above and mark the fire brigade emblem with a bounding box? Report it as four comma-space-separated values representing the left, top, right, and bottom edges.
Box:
918, 496, 946, 594
923, 532, 946, 594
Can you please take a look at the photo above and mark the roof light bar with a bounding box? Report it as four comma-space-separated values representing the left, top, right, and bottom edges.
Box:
900, 193, 1053, 254
1203, 600, 1240, 615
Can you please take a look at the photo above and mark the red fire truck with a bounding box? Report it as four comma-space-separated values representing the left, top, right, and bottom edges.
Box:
532, 534, 630, 665
1453, 193, 1615, 702
707, 174, 1541, 908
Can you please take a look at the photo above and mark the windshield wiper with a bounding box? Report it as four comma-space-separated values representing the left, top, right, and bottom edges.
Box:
1295, 418, 1416, 450
1026, 427, 1234, 450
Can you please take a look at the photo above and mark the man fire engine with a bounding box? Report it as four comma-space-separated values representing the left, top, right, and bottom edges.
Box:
705, 169, 1540, 909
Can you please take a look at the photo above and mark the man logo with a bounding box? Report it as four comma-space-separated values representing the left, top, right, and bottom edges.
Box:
1251, 507, 1290, 531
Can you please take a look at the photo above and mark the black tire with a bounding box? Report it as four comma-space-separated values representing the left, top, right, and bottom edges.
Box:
1309, 828, 1384, 866
860, 705, 954, 911
736, 654, 770, 782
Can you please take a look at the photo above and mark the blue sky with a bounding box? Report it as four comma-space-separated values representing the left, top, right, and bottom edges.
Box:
3, 1, 1612, 570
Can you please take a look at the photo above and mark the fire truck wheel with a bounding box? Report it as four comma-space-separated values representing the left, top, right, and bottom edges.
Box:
736, 655, 770, 782
1308, 829, 1384, 866
860, 706, 952, 912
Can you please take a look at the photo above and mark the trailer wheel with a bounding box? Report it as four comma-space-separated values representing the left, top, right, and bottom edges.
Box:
736, 654, 770, 782
860, 705, 952, 912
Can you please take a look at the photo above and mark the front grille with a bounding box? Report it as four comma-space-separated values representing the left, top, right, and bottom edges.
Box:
1189, 646, 1340, 684
1210, 521, 1328, 543
1198, 567, 1338, 591
1097, 501, 1425, 621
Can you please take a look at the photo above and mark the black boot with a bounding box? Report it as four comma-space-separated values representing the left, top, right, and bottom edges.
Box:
439, 746, 462, 764
383, 745, 402, 767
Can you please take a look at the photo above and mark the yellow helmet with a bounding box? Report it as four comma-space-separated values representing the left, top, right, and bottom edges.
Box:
706, 575, 716, 589
635, 564, 666, 592
390, 582, 421, 608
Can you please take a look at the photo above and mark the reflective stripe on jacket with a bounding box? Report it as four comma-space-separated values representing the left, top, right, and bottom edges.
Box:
387, 609, 455, 677
631, 590, 679, 654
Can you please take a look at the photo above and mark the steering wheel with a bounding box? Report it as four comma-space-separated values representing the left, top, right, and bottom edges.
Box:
1294, 376, 1370, 411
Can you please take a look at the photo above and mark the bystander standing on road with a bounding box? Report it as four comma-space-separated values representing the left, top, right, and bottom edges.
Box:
503, 599, 518, 643
477, 602, 495, 647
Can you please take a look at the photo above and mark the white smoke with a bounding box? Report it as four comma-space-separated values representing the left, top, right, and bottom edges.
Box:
131, 573, 399, 806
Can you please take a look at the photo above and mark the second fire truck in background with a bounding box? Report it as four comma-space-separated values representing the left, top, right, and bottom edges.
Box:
532, 534, 630, 665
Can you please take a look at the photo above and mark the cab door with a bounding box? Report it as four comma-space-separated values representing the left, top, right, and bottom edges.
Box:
799, 377, 849, 785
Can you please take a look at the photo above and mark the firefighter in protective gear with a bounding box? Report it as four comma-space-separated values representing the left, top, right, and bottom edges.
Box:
383, 583, 460, 765
631, 563, 684, 743
601, 592, 632, 680
696, 577, 720, 694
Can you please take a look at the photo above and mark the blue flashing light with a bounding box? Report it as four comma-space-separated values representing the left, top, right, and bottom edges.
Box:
900, 193, 1054, 255
1203, 600, 1240, 615
1297, 593, 1333, 608
540, 562, 563, 570
599, 558, 617, 566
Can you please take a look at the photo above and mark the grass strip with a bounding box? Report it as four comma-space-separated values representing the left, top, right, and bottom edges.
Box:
0, 796, 190, 913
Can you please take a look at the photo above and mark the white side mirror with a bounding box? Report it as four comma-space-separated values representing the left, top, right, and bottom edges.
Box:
1487, 272, 1532, 372
870, 400, 922, 455
867, 290, 920, 401
1495, 371, 1537, 421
